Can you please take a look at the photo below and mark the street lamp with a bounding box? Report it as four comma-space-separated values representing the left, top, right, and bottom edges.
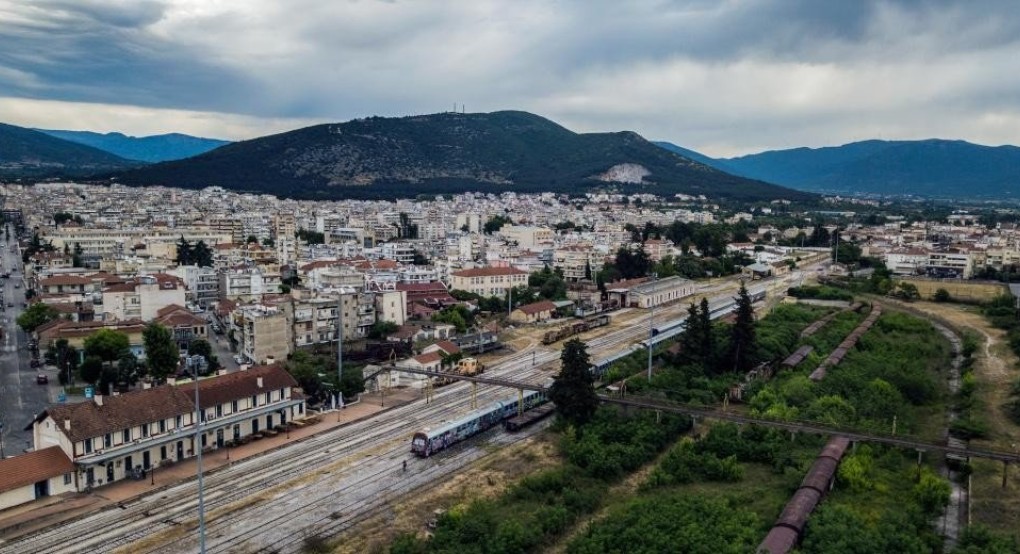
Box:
193, 373, 206, 553
647, 272, 657, 382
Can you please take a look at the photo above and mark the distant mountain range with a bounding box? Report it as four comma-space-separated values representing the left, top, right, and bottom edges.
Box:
37, 129, 229, 163
656, 139, 1020, 197
0, 123, 140, 178
113, 111, 804, 200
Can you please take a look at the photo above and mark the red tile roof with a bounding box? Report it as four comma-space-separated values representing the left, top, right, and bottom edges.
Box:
516, 300, 557, 315
452, 267, 527, 278
413, 351, 443, 365
432, 340, 460, 355
0, 446, 74, 494
39, 275, 91, 287
196, 365, 298, 409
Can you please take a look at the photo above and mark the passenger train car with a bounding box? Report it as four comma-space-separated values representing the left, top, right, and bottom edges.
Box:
411, 390, 548, 457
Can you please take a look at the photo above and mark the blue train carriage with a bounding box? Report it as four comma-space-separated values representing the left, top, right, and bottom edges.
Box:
411, 400, 506, 457
410, 390, 550, 457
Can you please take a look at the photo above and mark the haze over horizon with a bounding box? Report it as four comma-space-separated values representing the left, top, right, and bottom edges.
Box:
2, 0, 1020, 157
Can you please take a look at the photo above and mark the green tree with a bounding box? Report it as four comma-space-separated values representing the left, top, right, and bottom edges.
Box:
71, 243, 83, 268
84, 329, 131, 365
411, 250, 429, 265
484, 215, 513, 234
193, 240, 214, 267
246, 234, 259, 244
79, 355, 104, 385
726, 282, 757, 373
117, 352, 140, 382
612, 246, 651, 279
175, 236, 193, 265
187, 338, 220, 371
368, 320, 399, 340
914, 468, 952, 515
679, 302, 706, 365
262, 237, 275, 248
16, 302, 59, 333
933, 288, 951, 302
143, 323, 180, 380
549, 339, 598, 427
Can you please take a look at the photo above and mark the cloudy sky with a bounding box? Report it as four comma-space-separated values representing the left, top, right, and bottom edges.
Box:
1, 0, 1019, 157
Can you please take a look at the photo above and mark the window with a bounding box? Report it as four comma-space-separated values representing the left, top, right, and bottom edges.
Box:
251, 395, 258, 408
63, 473, 72, 486
104, 434, 112, 448
84, 439, 93, 454
123, 429, 130, 443
176, 415, 183, 429
216, 405, 223, 418
142, 425, 149, 438
264, 392, 270, 404
232, 400, 239, 413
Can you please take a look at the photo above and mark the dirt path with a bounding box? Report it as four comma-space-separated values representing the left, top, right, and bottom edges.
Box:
886, 300, 1020, 540
900, 302, 1018, 449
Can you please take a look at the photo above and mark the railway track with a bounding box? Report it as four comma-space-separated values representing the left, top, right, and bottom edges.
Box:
0, 273, 807, 554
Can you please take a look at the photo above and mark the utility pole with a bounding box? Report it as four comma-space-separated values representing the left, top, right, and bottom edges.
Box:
337, 292, 344, 416
194, 375, 206, 553
508, 286, 512, 317
647, 272, 657, 382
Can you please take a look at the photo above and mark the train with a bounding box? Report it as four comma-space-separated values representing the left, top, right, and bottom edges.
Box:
542, 314, 611, 345
757, 436, 851, 554
587, 285, 768, 379
411, 389, 549, 457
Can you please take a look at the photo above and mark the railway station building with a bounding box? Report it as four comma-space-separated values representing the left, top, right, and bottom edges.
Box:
617, 276, 696, 309
26, 365, 306, 492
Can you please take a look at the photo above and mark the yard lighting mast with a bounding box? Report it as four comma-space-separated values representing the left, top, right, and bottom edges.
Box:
647, 273, 657, 382
337, 292, 344, 419
194, 373, 206, 552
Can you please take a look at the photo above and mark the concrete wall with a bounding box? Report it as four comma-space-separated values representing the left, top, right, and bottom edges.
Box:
894, 278, 1009, 303
0, 485, 35, 511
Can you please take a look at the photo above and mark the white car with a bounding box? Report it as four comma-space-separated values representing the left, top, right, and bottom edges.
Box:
233, 355, 244, 365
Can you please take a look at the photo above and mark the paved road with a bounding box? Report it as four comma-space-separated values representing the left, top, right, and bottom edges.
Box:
0, 236, 50, 457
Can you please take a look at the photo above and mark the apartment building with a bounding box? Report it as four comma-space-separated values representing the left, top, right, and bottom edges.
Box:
102, 274, 187, 322
552, 245, 603, 282
172, 265, 221, 308
28, 365, 304, 491
449, 266, 528, 297
220, 267, 282, 301
237, 304, 292, 364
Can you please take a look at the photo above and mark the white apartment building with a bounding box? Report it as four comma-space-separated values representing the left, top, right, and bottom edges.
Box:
450, 267, 528, 297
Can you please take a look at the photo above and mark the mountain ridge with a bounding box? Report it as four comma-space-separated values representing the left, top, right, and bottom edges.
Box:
37, 129, 229, 162
0, 123, 140, 178
654, 138, 1020, 197
113, 111, 809, 201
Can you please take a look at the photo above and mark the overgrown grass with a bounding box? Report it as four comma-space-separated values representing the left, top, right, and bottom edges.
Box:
389, 408, 691, 554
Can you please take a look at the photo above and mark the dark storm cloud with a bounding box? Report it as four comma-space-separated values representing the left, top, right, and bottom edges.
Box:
2, 0, 1020, 153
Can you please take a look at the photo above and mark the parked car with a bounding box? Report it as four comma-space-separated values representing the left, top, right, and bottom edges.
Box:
36, 374, 48, 385
233, 354, 244, 365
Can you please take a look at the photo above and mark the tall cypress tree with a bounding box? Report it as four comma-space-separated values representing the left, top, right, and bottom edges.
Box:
549, 338, 598, 427
727, 283, 757, 373
680, 302, 703, 365
699, 297, 714, 363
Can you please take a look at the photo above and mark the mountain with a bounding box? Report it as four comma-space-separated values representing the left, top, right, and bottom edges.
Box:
654, 139, 1020, 197
0, 123, 140, 178
113, 111, 809, 201
37, 130, 229, 163
652, 141, 731, 171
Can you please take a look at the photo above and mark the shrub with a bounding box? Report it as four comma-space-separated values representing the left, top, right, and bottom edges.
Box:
933, 288, 951, 302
